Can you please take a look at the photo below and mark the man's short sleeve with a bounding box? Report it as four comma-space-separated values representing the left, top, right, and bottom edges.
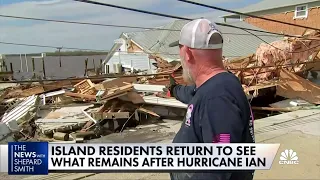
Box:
200, 96, 244, 143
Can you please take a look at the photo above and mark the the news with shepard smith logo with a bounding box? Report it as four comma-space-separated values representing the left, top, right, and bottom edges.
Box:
8, 142, 48, 175
0, 142, 286, 175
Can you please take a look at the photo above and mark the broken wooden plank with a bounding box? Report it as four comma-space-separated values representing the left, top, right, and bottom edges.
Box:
101, 84, 133, 100
95, 77, 137, 90
277, 69, 320, 104
103, 92, 128, 101
43, 80, 73, 92
137, 107, 160, 117
91, 112, 130, 120
21, 86, 45, 97
80, 121, 94, 132
251, 106, 299, 112
64, 92, 96, 100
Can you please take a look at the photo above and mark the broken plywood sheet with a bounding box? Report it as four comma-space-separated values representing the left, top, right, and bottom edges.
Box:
277, 69, 320, 104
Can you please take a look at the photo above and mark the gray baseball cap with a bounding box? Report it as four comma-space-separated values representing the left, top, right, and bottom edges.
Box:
169, 19, 223, 49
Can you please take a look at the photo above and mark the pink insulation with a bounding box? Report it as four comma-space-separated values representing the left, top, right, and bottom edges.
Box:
254, 38, 320, 81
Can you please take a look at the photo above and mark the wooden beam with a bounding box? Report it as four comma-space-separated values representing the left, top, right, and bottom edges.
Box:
251, 106, 299, 112
244, 80, 284, 92
277, 69, 320, 104
64, 92, 96, 100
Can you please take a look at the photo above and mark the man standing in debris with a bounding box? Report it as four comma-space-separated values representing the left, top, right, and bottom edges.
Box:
168, 19, 255, 180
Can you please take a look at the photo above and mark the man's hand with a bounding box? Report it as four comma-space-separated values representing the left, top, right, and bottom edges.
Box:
168, 74, 177, 98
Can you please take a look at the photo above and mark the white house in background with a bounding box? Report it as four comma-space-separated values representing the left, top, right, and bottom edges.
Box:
103, 33, 156, 74
103, 19, 281, 74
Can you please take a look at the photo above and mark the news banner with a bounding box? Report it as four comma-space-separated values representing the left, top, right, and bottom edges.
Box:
0, 142, 280, 175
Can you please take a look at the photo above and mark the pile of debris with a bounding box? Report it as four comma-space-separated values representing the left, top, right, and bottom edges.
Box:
0, 77, 187, 143
1, 31, 320, 143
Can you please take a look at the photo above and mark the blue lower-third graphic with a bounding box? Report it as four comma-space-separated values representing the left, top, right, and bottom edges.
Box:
8, 142, 48, 175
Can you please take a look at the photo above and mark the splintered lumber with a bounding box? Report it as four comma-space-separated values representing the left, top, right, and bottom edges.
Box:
64, 92, 96, 100
101, 84, 133, 100
53, 132, 69, 141
43, 80, 73, 92
95, 77, 137, 90
21, 86, 45, 97
277, 69, 320, 104
137, 107, 160, 117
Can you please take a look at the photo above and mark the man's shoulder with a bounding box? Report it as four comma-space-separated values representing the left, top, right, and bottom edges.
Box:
198, 72, 244, 99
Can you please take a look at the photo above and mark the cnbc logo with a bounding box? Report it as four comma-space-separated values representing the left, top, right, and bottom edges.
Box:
278, 149, 299, 165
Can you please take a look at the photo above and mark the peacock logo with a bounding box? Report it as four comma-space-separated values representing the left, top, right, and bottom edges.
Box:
279, 149, 299, 164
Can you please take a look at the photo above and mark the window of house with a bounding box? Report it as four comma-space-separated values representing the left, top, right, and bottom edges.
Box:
294, 5, 308, 19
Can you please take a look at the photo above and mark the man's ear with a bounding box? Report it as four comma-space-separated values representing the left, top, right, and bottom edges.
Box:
185, 48, 195, 64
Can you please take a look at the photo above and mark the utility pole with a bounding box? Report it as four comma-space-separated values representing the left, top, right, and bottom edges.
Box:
57, 47, 62, 67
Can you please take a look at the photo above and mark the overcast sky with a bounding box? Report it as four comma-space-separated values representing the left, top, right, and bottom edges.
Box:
0, 0, 261, 54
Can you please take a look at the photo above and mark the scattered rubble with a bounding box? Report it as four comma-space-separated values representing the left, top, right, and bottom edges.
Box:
0, 31, 320, 143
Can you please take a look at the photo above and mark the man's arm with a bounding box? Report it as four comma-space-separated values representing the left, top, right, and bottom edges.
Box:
171, 84, 196, 104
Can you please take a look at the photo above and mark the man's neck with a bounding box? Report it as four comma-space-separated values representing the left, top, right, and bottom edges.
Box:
195, 68, 227, 88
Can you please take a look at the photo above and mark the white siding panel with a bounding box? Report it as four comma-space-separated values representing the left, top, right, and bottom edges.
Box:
107, 53, 156, 73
